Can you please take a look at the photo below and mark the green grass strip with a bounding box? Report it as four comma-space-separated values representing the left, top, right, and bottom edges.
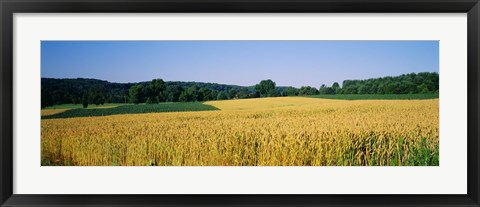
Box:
42, 102, 219, 119
44, 103, 125, 109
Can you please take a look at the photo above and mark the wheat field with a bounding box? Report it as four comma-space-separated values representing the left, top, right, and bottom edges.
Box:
41, 97, 439, 166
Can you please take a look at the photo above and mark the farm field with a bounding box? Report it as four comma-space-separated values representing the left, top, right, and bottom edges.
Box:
41, 97, 439, 166
41, 109, 70, 116
44, 103, 124, 109
42, 102, 219, 119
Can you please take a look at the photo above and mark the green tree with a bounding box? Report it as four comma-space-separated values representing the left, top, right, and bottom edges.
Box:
325, 87, 335, 94
332, 82, 341, 94
129, 84, 145, 104
165, 85, 182, 102
255, 79, 276, 97
210, 90, 219, 100
268, 89, 280, 97
418, 83, 429, 94
146, 97, 158, 104
199, 88, 214, 101
41, 90, 55, 108
358, 85, 368, 94
338, 72, 438, 95
179, 91, 188, 102
89, 91, 104, 106
178, 86, 198, 102
82, 93, 89, 108
299, 86, 318, 95
228, 88, 238, 99
237, 88, 250, 99
309, 87, 319, 95
284, 87, 299, 96
384, 82, 396, 94
187, 86, 198, 101
332, 82, 340, 89
319, 84, 327, 94
88, 85, 106, 106
146, 79, 166, 103
217, 91, 228, 100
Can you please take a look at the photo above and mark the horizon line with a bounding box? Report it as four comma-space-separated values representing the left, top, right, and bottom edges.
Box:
41, 71, 438, 89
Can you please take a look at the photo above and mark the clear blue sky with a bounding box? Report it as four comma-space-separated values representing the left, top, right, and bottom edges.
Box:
41, 41, 439, 88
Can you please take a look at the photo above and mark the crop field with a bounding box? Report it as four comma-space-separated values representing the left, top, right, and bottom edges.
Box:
41, 109, 69, 116
41, 97, 439, 166
42, 102, 219, 119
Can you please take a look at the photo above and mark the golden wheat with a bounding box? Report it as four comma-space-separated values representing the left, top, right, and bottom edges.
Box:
41, 109, 69, 116
41, 97, 439, 166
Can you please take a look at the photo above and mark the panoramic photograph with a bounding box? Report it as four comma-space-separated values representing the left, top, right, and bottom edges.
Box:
41, 41, 439, 166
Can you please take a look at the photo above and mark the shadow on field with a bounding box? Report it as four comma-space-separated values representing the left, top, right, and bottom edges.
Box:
42, 102, 219, 119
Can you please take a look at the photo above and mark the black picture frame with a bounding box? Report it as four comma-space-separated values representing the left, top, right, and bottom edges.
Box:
1, 0, 479, 206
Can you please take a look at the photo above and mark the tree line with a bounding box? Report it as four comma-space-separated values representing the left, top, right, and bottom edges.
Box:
41, 72, 439, 108
41, 78, 247, 108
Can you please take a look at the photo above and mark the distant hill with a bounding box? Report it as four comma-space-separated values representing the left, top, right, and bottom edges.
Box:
41, 78, 250, 106
341, 72, 439, 94
42, 78, 134, 105
41, 72, 439, 108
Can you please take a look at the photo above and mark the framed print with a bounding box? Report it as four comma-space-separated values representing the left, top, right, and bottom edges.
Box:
1, 0, 479, 206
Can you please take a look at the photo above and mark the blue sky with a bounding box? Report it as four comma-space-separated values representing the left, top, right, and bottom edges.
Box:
41, 41, 439, 88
